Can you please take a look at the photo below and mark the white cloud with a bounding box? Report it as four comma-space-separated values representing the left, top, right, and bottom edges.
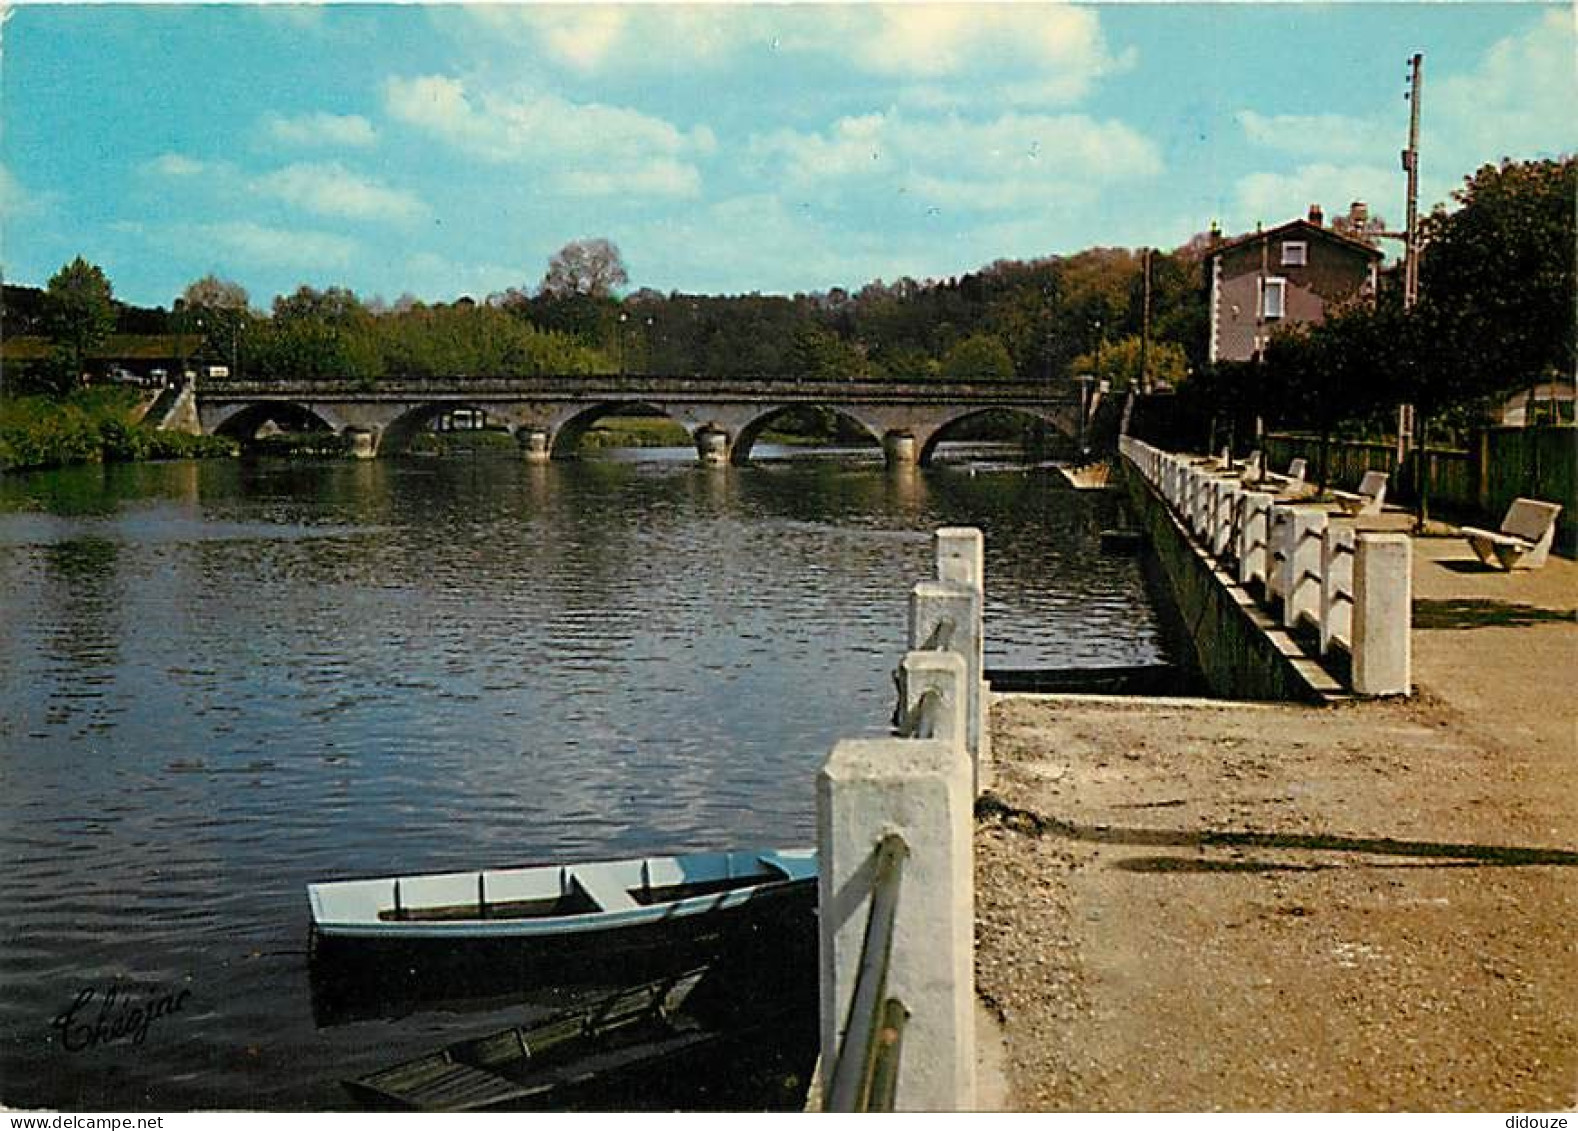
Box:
146, 153, 207, 177
752, 110, 1162, 211
264, 112, 377, 149
191, 221, 360, 270
254, 162, 426, 223
802, 4, 1123, 94
1434, 9, 1576, 172
1230, 163, 1400, 235
450, 4, 1123, 105
0, 163, 44, 216
460, 6, 766, 73
1236, 111, 1395, 163
383, 74, 709, 198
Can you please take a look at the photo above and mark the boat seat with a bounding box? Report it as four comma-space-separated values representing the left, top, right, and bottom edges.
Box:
571, 870, 640, 912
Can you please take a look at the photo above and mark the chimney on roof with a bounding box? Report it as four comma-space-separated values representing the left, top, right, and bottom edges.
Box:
1349, 200, 1369, 227
1208, 220, 1222, 246
1308, 204, 1324, 227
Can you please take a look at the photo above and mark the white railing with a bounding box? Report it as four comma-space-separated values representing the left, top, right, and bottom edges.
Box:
1119, 436, 1411, 696
816, 527, 985, 1112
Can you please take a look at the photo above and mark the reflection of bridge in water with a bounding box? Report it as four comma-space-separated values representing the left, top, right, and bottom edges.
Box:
194, 374, 1094, 466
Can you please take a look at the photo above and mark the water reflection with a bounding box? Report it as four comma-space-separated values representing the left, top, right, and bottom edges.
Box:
0, 450, 1171, 1110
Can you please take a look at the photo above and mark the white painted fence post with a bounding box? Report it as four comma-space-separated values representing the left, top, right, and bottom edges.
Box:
933, 528, 988, 792
818, 736, 976, 1111
910, 581, 983, 781
898, 650, 975, 789
1280, 507, 1328, 630
1320, 524, 1356, 654
1238, 491, 1273, 587
1352, 532, 1412, 696
1214, 483, 1242, 558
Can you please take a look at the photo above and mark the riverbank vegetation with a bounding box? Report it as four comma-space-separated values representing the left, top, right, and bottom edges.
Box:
0, 388, 235, 473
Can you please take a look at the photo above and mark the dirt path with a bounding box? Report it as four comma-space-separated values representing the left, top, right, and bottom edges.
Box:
975, 540, 1577, 1111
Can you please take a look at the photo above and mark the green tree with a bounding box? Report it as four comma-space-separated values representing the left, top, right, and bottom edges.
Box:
1070, 334, 1188, 391
43, 257, 116, 394
1417, 158, 1576, 404
940, 333, 1015, 380
179, 274, 253, 376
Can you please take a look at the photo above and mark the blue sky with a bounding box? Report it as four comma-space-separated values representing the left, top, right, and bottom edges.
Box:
2, 3, 1572, 310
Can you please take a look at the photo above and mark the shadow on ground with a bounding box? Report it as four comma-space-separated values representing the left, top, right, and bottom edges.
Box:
977, 795, 1578, 868
1412, 598, 1577, 630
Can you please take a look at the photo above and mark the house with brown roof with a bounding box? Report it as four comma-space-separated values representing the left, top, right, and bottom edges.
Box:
1207, 204, 1384, 364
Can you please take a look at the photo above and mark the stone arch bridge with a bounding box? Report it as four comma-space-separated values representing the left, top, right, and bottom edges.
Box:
194, 374, 1096, 466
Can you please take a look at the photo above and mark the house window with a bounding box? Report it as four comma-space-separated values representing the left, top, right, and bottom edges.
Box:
1281, 241, 1308, 267
1262, 277, 1287, 320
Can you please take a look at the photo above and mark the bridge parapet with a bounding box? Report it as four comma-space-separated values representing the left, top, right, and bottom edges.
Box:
199, 373, 1080, 404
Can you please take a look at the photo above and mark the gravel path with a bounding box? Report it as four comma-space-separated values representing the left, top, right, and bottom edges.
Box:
975, 538, 1577, 1111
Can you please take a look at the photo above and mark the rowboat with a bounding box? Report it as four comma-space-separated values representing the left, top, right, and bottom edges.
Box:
306, 848, 818, 1020
342, 962, 817, 1111
309, 847, 816, 941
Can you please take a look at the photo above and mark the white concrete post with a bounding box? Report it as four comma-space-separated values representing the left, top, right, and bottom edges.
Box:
1213, 483, 1241, 558
934, 528, 987, 786
1238, 491, 1273, 587
1277, 507, 1327, 630
1353, 532, 1412, 696
818, 737, 976, 1111
909, 581, 982, 774
1320, 524, 1356, 655
899, 650, 978, 789
934, 527, 984, 594
1268, 504, 1295, 605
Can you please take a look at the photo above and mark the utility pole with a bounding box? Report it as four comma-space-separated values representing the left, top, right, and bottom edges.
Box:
1140, 247, 1152, 394
1399, 52, 1425, 525
1401, 52, 1423, 311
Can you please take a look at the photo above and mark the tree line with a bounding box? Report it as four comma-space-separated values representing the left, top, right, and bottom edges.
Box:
5, 232, 1207, 395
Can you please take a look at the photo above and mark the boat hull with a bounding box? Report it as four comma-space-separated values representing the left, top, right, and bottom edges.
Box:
308, 874, 816, 1026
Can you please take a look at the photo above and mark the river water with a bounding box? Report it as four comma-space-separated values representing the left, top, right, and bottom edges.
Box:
0, 445, 1172, 1110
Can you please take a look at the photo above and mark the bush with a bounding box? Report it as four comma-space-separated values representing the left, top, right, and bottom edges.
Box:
0, 390, 238, 471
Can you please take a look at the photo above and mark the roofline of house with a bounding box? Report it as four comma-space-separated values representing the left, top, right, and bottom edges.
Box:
1209, 217, 1385, 260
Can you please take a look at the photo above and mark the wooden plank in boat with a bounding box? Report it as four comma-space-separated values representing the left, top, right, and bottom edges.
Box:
570, 869, 640, 912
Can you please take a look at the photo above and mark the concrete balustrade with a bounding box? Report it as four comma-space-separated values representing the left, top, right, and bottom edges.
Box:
1119, 436, 1411, 697
815, 526, 985, 1111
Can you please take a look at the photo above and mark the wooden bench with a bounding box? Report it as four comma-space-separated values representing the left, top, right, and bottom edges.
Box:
1460, 498, 1564, 570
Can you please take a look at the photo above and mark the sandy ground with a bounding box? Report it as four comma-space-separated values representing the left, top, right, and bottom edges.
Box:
975, 536, 1577, 1112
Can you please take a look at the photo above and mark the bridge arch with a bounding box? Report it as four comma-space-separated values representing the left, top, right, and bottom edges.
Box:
378, 402, 515, 456
916, 406, 1080, 467
209, 401, 345, 443
549, 401, 690, 459
730, 405, 884, 466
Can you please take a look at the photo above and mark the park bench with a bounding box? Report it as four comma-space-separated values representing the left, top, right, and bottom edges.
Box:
1330, 470, 1388, 516
1459, 498, 1564, 570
